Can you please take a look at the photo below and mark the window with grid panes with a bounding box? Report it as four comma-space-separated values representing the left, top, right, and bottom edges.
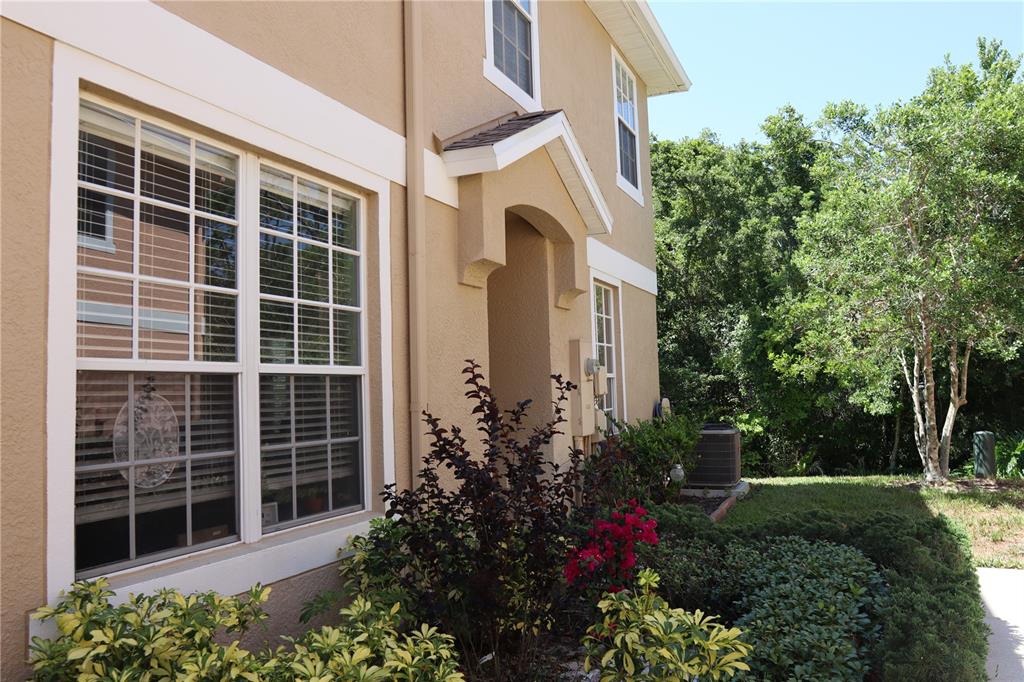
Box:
492, 0, 534, 95
73, 100, 365, 576
614, 56, 639, 188
593, 283, 618, 419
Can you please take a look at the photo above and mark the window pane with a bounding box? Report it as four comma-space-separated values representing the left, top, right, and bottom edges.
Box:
332, 251, 359, 306
260, 167, 294, 234
332, 193, 357, 249
77, 274, 133, 358
135, 464, 187, 556
75, 469, 130, 572
298, 243, 329, 302
333, 310, 360, 365
79, 102, 135, 192
191, 457, 237, 544
194, 143, 237, 219
194, 291, 236, 362
76, 371, 129, 467
330, 376, 360, 438
260, 300, 294, 364
259, 374, 362, 531
259, 234, 294, 297
75, 371, 239, 575
140, 203, 190, 281
298, 304, 330, 364
259, 374, 292, 446
138, 283, 190, 360
296, 445, 329, 519
294, 375, 328, 441
77, 189, 134, 273
331, 442, 361, 510
261, 448, 294, 525
140, 123, 190, 207
297, 179, 329, 243
195, 218, 236, 289
190, 374, 236, 454
619, 122, 638, 187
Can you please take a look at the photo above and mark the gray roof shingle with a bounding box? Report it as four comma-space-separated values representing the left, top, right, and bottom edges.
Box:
443, 110, 562, 151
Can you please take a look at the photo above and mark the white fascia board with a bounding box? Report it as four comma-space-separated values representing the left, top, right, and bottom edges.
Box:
441, 112, 613, 235
585, 0, 691, 96
1, 0, 406, 185
587, 237, 657, 295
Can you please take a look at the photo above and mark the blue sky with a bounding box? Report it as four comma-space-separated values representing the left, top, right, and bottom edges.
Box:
648, 1, 1024, 145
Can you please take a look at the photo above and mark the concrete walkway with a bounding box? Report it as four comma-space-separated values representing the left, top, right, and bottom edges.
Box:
978, 567, 1024, 680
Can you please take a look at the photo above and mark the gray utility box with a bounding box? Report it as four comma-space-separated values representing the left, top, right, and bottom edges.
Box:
974, 431, 996, 479
689, 424, 741, 488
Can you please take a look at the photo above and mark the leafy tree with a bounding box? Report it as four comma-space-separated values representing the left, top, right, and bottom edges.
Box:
782, 39, 1024, 480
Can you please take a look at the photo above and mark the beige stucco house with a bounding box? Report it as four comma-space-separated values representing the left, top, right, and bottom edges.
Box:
0, 0, 688, 673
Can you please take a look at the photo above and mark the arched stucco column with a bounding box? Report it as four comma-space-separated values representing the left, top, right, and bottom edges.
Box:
455, 148, 588, 310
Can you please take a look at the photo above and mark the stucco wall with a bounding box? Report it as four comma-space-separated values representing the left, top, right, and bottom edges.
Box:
621, 283, 660, 421
422, 0, 656, 270
1, 19, 54, 678
156, 1, 405, 136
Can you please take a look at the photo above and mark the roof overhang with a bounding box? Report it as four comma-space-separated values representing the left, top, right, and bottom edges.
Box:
441, 111, 613, 236
586, 0, 691, 96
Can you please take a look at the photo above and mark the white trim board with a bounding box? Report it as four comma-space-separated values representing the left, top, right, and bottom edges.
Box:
43, 43, 397, 606
587, 238, 657, 295
1, 1, 456, 211
441, 112, 613, 236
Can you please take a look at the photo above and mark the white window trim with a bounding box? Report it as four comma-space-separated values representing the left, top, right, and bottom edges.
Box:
44, 43, 395, 611
611, 47, 644, 207
589, 273, 629, 423
483, 0, 543, 113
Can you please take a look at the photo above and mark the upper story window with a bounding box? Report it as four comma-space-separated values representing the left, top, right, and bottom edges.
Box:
484, 0, 541, 112
613, 51, 643, 205
73, 100, 366, 577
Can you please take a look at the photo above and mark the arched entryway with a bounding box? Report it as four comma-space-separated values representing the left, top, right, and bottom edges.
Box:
486, 213, 553, 429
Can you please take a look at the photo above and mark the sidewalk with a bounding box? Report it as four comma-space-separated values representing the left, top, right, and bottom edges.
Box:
978, 567, 1024, 680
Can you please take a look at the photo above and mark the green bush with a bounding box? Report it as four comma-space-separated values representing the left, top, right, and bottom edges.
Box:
266, 596, 464, 681
584, 414, 701, 505
30, 578, 270, 681
723, 510, 987, 681
996, 431, 1024, 478
728, 537, 886, 681
30, 579, 465, 682
581, 569, 751, 681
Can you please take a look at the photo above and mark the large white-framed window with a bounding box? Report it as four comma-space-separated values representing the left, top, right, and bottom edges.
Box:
592, 281, 618, 421
484, 0, 542, 112
612, 49, 643, 206
72, 97, 368, 578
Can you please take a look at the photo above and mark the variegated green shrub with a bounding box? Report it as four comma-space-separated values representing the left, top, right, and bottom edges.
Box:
29, 578, 269, 681
29, 579, 464, 682
582, 569, 751, 682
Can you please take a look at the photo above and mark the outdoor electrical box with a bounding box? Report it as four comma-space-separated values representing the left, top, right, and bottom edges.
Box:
568, 339, 596, 437
974, 431, 996, 479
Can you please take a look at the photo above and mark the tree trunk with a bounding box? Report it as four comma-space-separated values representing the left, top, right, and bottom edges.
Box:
920, 336, 943, 482
889, 386, 904, 474
938, 340, 972, 476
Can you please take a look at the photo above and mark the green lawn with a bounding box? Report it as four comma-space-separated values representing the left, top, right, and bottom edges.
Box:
723, 475, 1024, 568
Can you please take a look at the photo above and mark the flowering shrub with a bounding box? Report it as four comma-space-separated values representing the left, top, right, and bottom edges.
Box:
565, 500, 658, 592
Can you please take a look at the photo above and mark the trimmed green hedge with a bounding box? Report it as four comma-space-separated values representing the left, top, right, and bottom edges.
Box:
642, 505, 988, 681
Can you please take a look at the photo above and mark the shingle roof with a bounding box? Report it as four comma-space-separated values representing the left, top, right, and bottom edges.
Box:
443, 110, 563, 151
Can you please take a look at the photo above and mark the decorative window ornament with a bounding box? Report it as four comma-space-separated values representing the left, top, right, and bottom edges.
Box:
112, 375, 179, 489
